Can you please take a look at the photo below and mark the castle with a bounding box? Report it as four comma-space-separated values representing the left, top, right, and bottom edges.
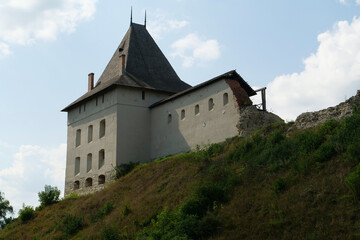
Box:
62, 20, 282, 196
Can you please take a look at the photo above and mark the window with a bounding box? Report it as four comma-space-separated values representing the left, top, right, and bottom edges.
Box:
85, 178, 92, 187
88, 125, 93, 143
75, 129, 81, 147
87, 153, 92, 172
83, 103, 86, 112
102, 95, 105, 103
168, 113, 172, 123
99, 119, 106, 138
74, 181, 80, 190
195, 104, 200, 115
181, 109, 185, 120
98, 149, 105, 169
79, 106, 81, 114
75, 157, 80, 175
208, 98, 214, 111
223, 93, 229, 106
96, 97, 98, 106
98, 175, 105, 185
142, 91, 145, 100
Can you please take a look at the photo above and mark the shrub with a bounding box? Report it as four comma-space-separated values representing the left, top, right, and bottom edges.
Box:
38, 185, 60, 208
345, 141, 360, 162
311, 141, 336, 163
344, 164, 360, 201
114, 162, 140, 179
59, 214, 84, 237
101, 224, 119, 240
123, 204, 131, 216
196, 213, 220, 238
137, 208, 197, 240
18, 204, 35, 223
205, 143, 224, 158
318, 119, 340, 136
272, 177, 287, 194
91, 202, 114, 222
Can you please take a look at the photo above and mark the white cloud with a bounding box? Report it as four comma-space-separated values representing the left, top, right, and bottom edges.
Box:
0, 143, 66, 214
0, 0, 97, 56
337, 0, 360, 4
0, 42, 11, 56
147, 10, 188, 39
267, 17, 360, 121
171, 33, 220, 67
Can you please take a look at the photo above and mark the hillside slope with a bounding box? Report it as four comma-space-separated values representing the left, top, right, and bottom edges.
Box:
1, 108, 360, 240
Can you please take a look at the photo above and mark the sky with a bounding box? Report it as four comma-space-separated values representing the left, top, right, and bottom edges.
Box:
1, 0, 360, 215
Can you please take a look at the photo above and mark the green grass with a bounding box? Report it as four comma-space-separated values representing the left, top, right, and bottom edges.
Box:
1, 109, 360, 239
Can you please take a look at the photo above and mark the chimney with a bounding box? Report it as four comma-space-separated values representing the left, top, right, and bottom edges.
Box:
119, 54, 126, 75
88, 73, 94, 91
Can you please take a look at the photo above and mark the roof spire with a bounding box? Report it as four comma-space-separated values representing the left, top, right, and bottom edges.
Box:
130, 6, 133, 26
144, 10, 146, 28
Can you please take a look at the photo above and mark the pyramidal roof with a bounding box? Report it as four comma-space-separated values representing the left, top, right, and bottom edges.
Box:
62, 22, 191, 111
96, 23, 191, 92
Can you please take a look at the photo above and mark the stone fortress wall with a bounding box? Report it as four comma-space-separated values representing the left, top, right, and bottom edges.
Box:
292, 90, 360, 130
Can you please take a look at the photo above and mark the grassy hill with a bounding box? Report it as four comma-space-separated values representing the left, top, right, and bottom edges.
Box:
1, 109, 360, 240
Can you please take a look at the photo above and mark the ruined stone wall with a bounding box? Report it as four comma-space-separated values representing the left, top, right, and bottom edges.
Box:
237, 106, 283, 136
292, 90, 360, 130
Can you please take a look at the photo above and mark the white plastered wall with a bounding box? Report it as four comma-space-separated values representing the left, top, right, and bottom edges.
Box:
150, 79, 240, 160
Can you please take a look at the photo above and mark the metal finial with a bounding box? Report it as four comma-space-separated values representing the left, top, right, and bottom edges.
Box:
130, 6, 133, 25
144, 10, 147, 28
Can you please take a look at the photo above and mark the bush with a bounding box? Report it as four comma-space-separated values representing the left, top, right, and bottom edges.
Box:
123, 204, 131, 216
138, 208, 197, 240
59, 214, 84, 237
344, 164, 360, 201
311, 141, 336, 163
91, 202, 114, 222
38, 185, 60, 208
101, 224, 119, 240
272, 177, 287, 194
114, 162, 140, 179
205, 143, 224, 158
196, 213, 220, 238
18, 204, 35, 223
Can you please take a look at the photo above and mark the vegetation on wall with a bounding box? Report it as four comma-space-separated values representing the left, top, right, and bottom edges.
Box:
0, 107, 360, 239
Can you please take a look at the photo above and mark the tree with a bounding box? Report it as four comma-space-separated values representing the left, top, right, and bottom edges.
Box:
0, 192, 13, 228
38, 185, 60, 208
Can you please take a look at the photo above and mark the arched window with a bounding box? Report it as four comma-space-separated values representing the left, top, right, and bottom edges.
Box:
208, 98, 214, 111
223, 93, 229, 106
168, 113, 172, 123
87, 153, 92, 172
74, 157, 80, 175
74, 181, 80, 190
99, 119, 106, 138
195, 104, 200, 115
85, 178, 92, 187
98, 175, 105, 185
181, 109, 185, 120
88, 125, 93, 143
98, 149, 105, 169
75, 129, 81, 147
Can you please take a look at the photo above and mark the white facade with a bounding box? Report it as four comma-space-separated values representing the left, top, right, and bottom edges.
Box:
150, 79, 240, 159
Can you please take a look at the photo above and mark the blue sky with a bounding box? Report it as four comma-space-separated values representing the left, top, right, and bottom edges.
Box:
1, 0, 360, 215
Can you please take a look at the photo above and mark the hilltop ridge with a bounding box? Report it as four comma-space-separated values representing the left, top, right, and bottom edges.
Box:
1, 91, 360, 239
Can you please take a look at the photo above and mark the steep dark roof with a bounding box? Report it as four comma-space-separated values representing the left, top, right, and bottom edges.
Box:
96, 23, 190, 92
62, 22, 191, 112
150, 70, 256, 108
